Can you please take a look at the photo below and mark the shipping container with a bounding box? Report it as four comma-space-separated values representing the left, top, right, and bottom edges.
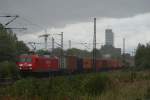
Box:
83, 58, 92, 71
107, 60, 113, 69
49, 58, 59, 71
59, 57, 67, 74
112, 60, 122, 69
59, 57, 66, 69
111, 60, 117, 69
77, 58, 83, 72
96, 59, 103, 71
63, 57, 67, 69
102, 59, 120, 69
100, 59, 110, 70
66, 56, 77, 73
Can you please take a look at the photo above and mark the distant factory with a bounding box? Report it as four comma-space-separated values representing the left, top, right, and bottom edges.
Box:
100, 28, 121, 59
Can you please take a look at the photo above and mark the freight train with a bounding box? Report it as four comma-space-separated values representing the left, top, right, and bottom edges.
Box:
16, 54, 122, 74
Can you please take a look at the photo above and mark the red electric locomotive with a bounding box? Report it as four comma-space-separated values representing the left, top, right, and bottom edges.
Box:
16, 54, 60, 72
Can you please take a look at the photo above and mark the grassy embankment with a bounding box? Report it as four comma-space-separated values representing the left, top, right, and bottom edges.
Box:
0, 69, 150, 100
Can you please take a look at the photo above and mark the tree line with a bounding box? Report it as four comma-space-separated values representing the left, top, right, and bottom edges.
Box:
0, 24, 29, 62
36, 48, 102, 59
0, 24, 29, 78
135, 43, 150, 69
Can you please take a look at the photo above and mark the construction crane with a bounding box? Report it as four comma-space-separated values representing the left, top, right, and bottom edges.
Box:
39, 30, 50, 50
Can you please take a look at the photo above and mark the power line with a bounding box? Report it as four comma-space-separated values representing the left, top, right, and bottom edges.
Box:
0, 15, 19, 26
20, 17, 44, 29
0, 14, 28, 31
5, 27, 27, 30
5, 15, 19, 26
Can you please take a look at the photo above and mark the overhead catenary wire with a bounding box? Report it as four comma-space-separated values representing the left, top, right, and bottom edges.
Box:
0, 14, 28, 32
20, 16, 44, 29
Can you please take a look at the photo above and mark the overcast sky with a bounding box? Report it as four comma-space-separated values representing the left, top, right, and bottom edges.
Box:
0, 0, 150, 53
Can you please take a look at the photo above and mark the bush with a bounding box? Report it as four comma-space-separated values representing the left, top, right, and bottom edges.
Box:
11, 78, 40, 97
145, 87, 150, 99
0, 61, 19, 79
83, 74, 111, 96
10, 77, 81, 98
0, 73, 113, 99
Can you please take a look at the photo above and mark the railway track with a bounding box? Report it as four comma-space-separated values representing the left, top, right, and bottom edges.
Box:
0, 78, 16, 86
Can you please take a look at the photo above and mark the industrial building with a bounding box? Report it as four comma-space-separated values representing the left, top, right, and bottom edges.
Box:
100, 28, 121, 59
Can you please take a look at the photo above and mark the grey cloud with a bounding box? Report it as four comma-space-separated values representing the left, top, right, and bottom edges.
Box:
17, 12, 150, 53
0, 0, 150, 32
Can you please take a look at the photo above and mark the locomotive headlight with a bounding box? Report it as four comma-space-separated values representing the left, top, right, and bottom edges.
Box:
19, 64, 23, 66
28, 64, 32, 66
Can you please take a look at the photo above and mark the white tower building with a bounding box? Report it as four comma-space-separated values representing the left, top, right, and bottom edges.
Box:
105, 29, 114, 47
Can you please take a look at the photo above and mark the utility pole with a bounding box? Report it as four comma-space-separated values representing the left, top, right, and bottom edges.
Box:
93, 18, 96, 72
61, 32, 63, 50
60, 32, 64, 69
52, 32, 64, 68
123, 38, 125, 55
52, 37, 55, 52
69, 40, 71, 49
123, 38, 126, 66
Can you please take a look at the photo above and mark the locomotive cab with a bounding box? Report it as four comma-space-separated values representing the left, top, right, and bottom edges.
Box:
16, 54, 60, 73
17, 55, 35, 71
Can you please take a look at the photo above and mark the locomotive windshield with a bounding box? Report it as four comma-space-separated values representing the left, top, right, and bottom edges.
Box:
19, 57, 32, 62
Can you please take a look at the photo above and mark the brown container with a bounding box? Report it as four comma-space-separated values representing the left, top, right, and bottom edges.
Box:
66, 56, 77, 72
112, 60, 119, 68
96, 59, 122, 70
96, 59, 103, 70
111, 60, 122, 69
83, 58, 92, 71
100, 60, 105, 68
100, 59, 110, 69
